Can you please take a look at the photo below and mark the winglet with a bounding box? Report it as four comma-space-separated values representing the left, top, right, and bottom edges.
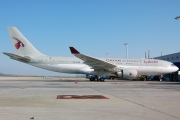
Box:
69, 47, 80, 54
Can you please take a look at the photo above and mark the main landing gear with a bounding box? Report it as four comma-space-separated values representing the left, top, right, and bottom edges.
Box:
89, 75, 105, 82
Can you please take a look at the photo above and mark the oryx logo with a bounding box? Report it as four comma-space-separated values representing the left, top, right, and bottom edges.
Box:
12, 36, 25, 49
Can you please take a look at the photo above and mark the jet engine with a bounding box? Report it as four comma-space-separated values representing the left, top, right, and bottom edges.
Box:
115, 69, 138, 80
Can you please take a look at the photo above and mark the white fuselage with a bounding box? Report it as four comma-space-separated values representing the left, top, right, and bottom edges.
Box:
5, 27, 178, 79
28, 55, 179, 76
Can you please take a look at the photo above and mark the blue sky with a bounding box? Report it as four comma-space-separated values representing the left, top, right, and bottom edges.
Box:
0, 0, 180, 76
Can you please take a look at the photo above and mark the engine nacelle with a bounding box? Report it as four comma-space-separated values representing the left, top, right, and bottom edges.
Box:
115, 69, 138, 80
115, 71, 123, 77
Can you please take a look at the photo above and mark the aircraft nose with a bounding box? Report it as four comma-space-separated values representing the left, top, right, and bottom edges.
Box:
163, 65, 179, 74
175, 66, 179, 72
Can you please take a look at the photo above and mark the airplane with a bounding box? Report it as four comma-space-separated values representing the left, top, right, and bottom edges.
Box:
3, 27, 179, 82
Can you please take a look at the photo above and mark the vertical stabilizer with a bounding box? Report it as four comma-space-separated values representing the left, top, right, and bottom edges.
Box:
8, 27, 45, 56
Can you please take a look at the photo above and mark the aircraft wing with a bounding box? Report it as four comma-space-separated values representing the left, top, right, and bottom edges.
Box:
69, 47, 117, 71
3, 52, 30, 63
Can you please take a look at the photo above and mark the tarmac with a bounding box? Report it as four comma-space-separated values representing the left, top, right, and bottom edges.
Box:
0, 76, 180, 120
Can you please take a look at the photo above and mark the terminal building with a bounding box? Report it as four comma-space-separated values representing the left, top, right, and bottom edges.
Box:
154, 52, 180, 81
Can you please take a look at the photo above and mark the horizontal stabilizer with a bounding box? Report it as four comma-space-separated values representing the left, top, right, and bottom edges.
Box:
69, 47, 80, 54
3, 52, 30, 63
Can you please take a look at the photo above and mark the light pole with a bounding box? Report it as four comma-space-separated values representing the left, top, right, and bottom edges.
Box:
106, 53, 109, 58
124, 43, 128, 58
148, 50, 150, 59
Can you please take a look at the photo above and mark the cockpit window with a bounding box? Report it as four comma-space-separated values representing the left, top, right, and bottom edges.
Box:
171, 64, 175, 66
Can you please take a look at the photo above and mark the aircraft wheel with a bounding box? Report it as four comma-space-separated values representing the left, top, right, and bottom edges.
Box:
100, 78, 105, 82
94, 78, 99, 81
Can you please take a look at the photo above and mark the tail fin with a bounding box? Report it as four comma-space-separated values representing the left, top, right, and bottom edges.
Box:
7, 27, 45, 56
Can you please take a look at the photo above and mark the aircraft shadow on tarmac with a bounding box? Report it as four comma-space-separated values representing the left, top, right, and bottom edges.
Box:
0, 79, 85, 83
148, 82, 180, 85
0, 79, 124, 83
